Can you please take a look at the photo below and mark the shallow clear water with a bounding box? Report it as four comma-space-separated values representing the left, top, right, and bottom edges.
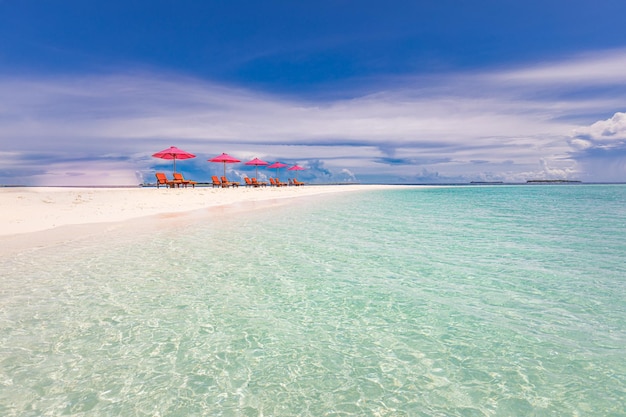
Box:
1, 185, 625, 416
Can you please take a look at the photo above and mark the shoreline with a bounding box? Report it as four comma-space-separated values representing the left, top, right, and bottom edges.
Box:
0, 185, 413, 256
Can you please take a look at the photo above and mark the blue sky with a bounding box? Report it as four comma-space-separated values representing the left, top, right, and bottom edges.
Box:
1, 0, 626, 185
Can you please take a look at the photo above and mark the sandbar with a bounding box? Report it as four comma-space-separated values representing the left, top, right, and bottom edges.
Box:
0, 185, 408, 255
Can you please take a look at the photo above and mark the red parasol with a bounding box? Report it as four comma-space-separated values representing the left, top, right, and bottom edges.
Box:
287, 164, 305, 180
267, 161, 288, 181
244, 157, 269, 179
209, 153, 241, 177
152, 146, 196, 173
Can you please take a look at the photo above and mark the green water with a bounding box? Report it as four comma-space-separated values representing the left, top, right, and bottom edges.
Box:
1, 185, 625, 416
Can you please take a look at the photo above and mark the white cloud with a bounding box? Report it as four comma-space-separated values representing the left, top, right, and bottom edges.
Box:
572, 112, 626, 144
338, 168, 357, 182
567, 112, 626, 182
569, 138, 593, 150
492, 48, 626, 86
1, 49, 626, 185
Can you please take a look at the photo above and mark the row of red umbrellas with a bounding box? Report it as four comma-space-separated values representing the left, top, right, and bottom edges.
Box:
152, 146, 304, 179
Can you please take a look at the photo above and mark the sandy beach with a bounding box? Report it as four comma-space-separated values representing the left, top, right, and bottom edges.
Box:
0, 185, 402, 254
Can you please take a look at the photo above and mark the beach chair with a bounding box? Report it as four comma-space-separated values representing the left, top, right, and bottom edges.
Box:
173, 173, 197, 188
211, 176, 223, 188
221, 176, 240, 187
244, 177, 255, 187
292, 178, 305, 186
252, 178, 267, 187
274, 178, 287, 187
155, 172, 179, 188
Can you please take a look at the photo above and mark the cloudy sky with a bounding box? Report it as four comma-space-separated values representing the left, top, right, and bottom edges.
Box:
1, 0, 625, 185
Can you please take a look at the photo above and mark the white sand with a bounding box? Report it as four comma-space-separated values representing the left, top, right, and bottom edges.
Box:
0, 185, 409, 254
1, 185, 402, 236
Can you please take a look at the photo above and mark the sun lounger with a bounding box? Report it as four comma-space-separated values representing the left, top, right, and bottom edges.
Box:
270, 178, 286, 187
155, 172, 179, 188
221, 176, 240, 187
244, 177, 255, 187
292, 178, 305, 186
252, 178, 267, 187
173, 173, 197, 188
211, 176, 223, 188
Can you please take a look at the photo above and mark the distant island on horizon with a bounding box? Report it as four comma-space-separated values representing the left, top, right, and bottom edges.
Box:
467, 180, 586, 185
470, 181, 504, 184
526, 179, 582, 183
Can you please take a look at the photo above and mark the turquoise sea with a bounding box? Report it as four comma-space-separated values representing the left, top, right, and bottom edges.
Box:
1, 184, 625, 416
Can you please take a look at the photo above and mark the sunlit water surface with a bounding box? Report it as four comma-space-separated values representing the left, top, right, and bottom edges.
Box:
1, 185, 625, 416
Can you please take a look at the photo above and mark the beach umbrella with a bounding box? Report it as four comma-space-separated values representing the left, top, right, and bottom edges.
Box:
245, 157, 269, 179
267, 161, 288, 181
288, 164, 305, 180
209, 153, 241, 177
152, 146, 196, 174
